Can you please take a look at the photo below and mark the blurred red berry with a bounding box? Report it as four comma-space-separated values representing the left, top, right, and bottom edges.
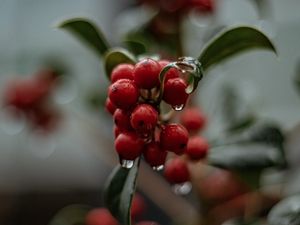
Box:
131, 194, 146, 220
164, 157, 190, 184
186, 136, 209, 160
86, 208, 119, 225
180, 107, 206, 133
113, 109, 132, 131
105, 98, 117, 115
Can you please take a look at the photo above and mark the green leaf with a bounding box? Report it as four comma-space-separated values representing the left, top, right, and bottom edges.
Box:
208, 143, 281, 170
104, 159, 140, 225
199, 26, 277, 71
123, 40, 147, 56
268, 195, 300, 225
49, 204, 91, 225
104, 48, 137, 80
57, 18, 110, 58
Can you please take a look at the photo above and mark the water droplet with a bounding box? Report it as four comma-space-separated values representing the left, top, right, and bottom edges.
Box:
172, 182, 192, 195
121, 159, 134, 169
173, 104, 184, 111
152, 165, 164, 171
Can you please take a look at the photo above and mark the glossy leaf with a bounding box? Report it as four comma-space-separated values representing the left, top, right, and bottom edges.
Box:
199, 26, 277, 71
104, 48, 137, 79
208, 143, 281, 170
209, 122, 286, 171
104, 159, 140, 225
57, 18, 110, 58
49, 204, 91, 225
268, 195, 300, 225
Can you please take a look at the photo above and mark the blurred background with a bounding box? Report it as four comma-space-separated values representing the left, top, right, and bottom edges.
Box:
1, 0, 300, 224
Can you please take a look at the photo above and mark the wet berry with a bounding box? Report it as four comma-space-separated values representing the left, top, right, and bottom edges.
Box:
133, 58, 161, 89
86, 208, 119, 225
108, 79, 139, 110
164, 157, 190, 184
111, 64, 134, 83
105, 97, 117, 115
115, 132, 144, 160
113, 109, 132, 131
160, 124, 189, 155
163, 78, 189, 108
131, 104, 158, 135
180, 107, 206, 133
158, 60, 180, 82
143, 142, 167, 167
186, 136, 209, 160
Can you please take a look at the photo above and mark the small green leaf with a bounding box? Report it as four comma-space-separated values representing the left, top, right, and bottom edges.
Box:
104, 48, 137, 80
123, 40, 147, 56
199, 26, 277, 71
104, 159, 140, 225
49, 204, 91, 225
268, 195, 300, 225
57, 18, 110, 58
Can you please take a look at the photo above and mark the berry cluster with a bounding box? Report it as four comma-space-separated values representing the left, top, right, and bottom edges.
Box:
105, 58, 209, 187
140, 0, 214, 14
3, 69, 60, 131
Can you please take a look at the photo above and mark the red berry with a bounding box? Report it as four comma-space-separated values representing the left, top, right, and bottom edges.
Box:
108, 79, 139, 110
130, 104, 158, 135
105, 98, 117, 115
143, 142, 167, 167
136, 222, 160, 225
86, 208, 119, 225
164, 158, 190, 184
163, 78, 189, 107
114, 125, 121, 138
131, 194, 146, 220
189, 0, 214, 12
160, 124, 189, 155
113, 109, 132, 131
115, 132, 144, 160
180, 107, 206, 132
158, 60, 180, 82
111, 64, 134, 83
133, 58, 161, 89
186, 136, 209, 160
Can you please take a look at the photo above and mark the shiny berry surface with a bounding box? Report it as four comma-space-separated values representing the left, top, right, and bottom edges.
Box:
115, 132, 144, 160
186, 136, 209, 160
158, 60, 180, 82
160, 124, 189, 155
133, 58, 161, 89
143, 142, 167, 167
163, 78, 189, 107
108, 79, 139, 110
130, 104, 158, 134
111, 64, 134, 83
164, 157, 190, 184
113, 109, 132, 131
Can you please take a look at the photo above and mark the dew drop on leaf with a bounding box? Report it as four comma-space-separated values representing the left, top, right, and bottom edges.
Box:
173, 104, 184, 111
121, 159, 134, 169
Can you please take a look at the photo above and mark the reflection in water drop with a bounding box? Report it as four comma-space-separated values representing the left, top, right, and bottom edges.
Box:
173, 104, 184, 111
152, 165, 164, 171
27, 131, 57, 158
0, 107, 25, 135
121, 159, 134, 169
53, 76, 78, 104
172, 182, 192, 195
